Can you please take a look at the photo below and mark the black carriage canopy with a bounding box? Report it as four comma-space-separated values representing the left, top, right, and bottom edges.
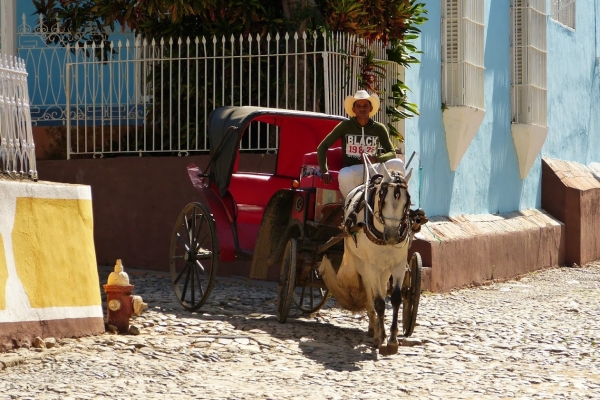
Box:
207, 106, 347, 196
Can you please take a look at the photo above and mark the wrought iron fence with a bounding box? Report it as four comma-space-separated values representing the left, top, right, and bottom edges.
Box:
0, 55, 37, 178
17, 20, 402, 158
68, 31, 402, 158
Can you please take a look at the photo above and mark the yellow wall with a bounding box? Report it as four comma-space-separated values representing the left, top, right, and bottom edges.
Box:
0, 235, 7, 310
12, 198, 101, 308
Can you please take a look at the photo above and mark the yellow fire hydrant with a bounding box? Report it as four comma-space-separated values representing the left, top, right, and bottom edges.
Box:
103, 260, 141, 334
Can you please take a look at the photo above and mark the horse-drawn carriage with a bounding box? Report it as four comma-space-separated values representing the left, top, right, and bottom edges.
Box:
170, 106, 423, 353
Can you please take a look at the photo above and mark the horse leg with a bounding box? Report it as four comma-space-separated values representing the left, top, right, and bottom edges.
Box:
362, 278, 385, 348
387, 282, 401, 355
365, 284, 378, 338
386, 264, 406, 355
374, 295, 388, 355
357, 263, 389, 354
367, 307, 376, 337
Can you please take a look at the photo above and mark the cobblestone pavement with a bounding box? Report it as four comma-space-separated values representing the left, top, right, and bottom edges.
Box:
1, 263, 600, 400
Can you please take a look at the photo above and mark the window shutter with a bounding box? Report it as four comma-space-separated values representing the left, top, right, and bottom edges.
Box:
511, 0, 547, 126
552, 0, 576, 29
512, 2, 524, 86
442, 0, 485, 109
441, 0, 487, 172
442, 0, 460, 105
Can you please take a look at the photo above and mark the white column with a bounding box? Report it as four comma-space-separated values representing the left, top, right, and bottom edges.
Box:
0, 0, 17, 57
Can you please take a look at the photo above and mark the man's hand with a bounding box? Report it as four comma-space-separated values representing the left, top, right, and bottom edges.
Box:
322, 171, 332, 184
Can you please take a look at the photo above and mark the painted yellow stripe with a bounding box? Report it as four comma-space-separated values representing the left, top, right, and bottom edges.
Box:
12, 198, 101, 308
0, 235, 7, 310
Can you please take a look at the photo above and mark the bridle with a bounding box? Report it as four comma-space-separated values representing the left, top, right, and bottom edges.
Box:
343, 172, 412, 247
364, 174, 412, 246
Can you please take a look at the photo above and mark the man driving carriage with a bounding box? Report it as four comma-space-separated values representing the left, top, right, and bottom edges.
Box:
317, 89, 427, 233
317, 90, 406, 197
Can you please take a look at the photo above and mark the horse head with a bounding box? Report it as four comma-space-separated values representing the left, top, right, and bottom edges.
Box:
373, 164, 412, 245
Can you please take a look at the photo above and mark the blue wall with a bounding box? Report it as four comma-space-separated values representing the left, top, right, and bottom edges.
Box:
546, 1, 600, 164
405, 0, 600, 217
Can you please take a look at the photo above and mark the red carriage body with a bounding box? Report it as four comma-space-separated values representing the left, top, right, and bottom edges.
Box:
184, 106, 346, 266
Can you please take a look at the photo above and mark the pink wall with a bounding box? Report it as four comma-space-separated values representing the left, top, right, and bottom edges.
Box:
37, 155, 275, 276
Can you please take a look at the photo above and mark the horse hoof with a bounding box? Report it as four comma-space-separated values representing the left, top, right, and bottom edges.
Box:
378, 345, 389, 356
386, 342, 399, 355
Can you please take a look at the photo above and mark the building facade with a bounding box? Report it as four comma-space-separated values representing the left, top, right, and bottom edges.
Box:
3, 1, 600, 283
405, 0, 598, 217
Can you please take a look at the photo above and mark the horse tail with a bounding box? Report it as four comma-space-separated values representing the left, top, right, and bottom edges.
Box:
318, 255, 368, 312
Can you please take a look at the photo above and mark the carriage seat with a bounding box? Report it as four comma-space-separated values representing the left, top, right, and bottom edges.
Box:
302, 147, 343, 172
229, 173, 292, 225
301, 147, 343, 190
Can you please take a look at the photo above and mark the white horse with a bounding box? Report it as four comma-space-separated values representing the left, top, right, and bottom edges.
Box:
319, 161, 413, 355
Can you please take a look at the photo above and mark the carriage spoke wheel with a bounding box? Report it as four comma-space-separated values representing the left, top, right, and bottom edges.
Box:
276, 238, 297, 323
402, 252, 422, 337
170, 202, 218, 311
293, 267, 329, 314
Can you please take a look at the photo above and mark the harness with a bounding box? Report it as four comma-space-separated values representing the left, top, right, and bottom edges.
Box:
343, 173, 413, 247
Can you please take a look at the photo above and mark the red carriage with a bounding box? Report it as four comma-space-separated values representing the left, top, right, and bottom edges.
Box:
170, 106, 422, 337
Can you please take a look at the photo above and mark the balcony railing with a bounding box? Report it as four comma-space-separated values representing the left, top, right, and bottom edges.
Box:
0, 55, 36, 179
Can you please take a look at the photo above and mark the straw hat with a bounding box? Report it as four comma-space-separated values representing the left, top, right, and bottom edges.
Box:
344, 90, 380, 118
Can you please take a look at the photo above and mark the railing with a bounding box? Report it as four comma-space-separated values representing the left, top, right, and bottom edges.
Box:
0, 55, 36, 179
63, 30, 402, 158
17, 13, 134, 127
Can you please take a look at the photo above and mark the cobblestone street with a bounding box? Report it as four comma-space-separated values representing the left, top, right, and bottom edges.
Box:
1, 263, 599, 399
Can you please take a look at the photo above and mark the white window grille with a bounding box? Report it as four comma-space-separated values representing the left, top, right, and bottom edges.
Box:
441, 0, 485, 109
551, 0, 576, 29
510, 0, 547, 126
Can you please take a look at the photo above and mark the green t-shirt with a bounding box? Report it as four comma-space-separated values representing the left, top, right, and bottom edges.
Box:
317, 118, 396, 173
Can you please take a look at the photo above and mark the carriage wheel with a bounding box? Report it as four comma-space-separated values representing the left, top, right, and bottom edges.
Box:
170, 202, 218, 311
402, 252, 422, 337
293, 267, 330, 314
276, 238, 297, 323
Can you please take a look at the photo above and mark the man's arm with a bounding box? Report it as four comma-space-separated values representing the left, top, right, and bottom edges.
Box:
317, 121, 345, 173
375, 124, 396, 163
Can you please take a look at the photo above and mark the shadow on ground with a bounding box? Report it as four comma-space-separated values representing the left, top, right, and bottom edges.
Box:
97, 266, 379, 371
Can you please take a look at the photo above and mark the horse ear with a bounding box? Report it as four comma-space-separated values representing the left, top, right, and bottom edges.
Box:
405, 168, 413, 183
367, 164, 378, 177
381, 162, 393, 181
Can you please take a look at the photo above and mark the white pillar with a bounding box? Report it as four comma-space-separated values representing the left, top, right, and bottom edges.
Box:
1, 0, 17, 57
